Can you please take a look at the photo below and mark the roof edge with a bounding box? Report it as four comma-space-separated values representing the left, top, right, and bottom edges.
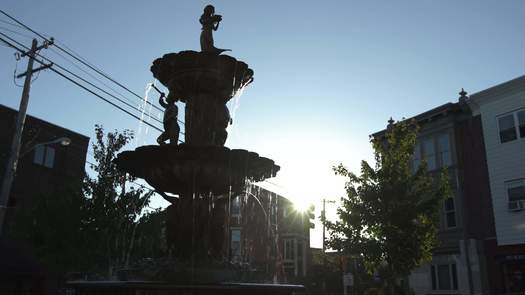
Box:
1, 104, 90, 141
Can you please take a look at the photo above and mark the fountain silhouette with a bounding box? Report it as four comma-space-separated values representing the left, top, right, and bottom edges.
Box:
99, 5, 303, 294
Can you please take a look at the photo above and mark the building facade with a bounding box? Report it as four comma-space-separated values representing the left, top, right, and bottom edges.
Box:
0, 105, 89, 211
375, 97, 495, 295
0, 104, 89, 294
469, 75, 525, 294
228, 184, 311, 282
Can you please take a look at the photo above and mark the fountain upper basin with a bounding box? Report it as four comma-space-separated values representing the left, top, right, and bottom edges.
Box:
151, 51, 253, 102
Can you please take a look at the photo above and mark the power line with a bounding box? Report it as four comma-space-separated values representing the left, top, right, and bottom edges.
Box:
0, 18, 24, 29
49, 47, 162, 117
0, 31, 165, 127
0, 35, 164, 134
1, 32, 188, 143
0, 9, 184, 125
0, 26, 33, 39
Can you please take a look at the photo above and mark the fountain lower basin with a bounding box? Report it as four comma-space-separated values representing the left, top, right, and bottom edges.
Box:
114, 144, 279, 195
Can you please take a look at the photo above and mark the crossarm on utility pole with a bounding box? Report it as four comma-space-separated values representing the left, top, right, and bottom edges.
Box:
16, 62, 53, 79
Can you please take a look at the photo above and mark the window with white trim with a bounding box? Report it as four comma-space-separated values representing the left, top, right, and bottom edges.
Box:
284, 238, 295, 261
498, 109, 525, 143
438, 134, 452, 167
412, 143, 421, 173
444, 196, 456, 228
506, 179, 525, 211
33, 145, 55, 168
519, 110, 525, 138
423, 138, 436, 170
230, 228, 241, 262
430, 263, 458, 291
413, 134, 453, 173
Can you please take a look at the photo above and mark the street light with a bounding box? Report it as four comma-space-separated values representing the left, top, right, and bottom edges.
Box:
19, 136, 71, 158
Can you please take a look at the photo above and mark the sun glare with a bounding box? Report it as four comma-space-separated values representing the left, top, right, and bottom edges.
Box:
293, 199, 310, 213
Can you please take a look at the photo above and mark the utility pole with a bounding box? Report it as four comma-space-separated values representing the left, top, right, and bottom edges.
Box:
321, 198, 335, 294
321, 198, 335, 254
0, 38, 53, 235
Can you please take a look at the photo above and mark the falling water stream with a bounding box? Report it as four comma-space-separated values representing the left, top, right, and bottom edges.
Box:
226, 86, 245, 141
135, 80, 156, 147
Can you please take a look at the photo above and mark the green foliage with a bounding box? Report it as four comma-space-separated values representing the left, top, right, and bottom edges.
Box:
324, 120, 450, 280
81, 125, 153, 276
131, 209, 167, 261
6, 125, 164, 281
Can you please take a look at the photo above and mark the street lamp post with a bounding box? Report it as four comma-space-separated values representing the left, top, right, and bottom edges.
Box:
0, 136, 71, 235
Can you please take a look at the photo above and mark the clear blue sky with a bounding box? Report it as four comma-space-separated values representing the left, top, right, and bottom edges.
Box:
1, 0, 525, 247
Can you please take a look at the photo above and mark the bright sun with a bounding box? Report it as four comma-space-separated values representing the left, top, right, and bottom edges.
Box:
293, 200, 310, 213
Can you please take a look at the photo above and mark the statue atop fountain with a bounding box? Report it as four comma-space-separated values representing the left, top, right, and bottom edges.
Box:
199, 5, 230, 55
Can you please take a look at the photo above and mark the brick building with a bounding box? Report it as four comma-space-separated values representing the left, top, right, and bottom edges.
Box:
0, 104, 89, 212
374, 93, 495, 294
228, 184, 311, 282
0, 104, 89, 294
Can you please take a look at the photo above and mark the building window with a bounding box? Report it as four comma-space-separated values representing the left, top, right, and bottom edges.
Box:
231, 196, 241, 217
431, 263, 458, 290
519, 110, 525, 138
230, 228, 241, 262
412, 143, 421, 173
498, 109, 525, 143
444, 197, 456, 228
422, 138, 436, 170
502, 261, 525, 293
284, 238, 295, 261
499, 114, 517, 143
506, 179, 525, 211
33, 145, 55, 168
297, 239, 304, 276
438, 134, 452, 167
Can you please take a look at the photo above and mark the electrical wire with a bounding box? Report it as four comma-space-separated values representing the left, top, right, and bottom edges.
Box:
0, 31, 166, 127
49, 47, 158, 115
0, 34, 165, 134
13, 59, 23, 87
0, 18, 24, 29
0, 25, 33, 39
0, 9, 185, 126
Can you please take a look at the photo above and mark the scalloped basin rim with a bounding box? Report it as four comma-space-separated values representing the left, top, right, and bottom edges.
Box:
114, 144, 279, 195
150, 51, 253, 102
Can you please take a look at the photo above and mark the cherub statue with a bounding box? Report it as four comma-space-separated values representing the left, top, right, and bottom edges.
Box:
212, 102, 232, 146
157, 92, 180, 145
200, 5, 230, 55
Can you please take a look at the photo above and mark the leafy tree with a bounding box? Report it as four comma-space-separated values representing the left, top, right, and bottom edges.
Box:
131, 208, 167, 261
324, 119, 449, 291
81, 125, 153, 277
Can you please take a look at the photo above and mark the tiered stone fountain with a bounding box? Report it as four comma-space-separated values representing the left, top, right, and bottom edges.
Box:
79, 5, 303, 294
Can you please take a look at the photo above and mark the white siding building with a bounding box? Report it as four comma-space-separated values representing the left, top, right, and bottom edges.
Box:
469, 75, 525, 293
